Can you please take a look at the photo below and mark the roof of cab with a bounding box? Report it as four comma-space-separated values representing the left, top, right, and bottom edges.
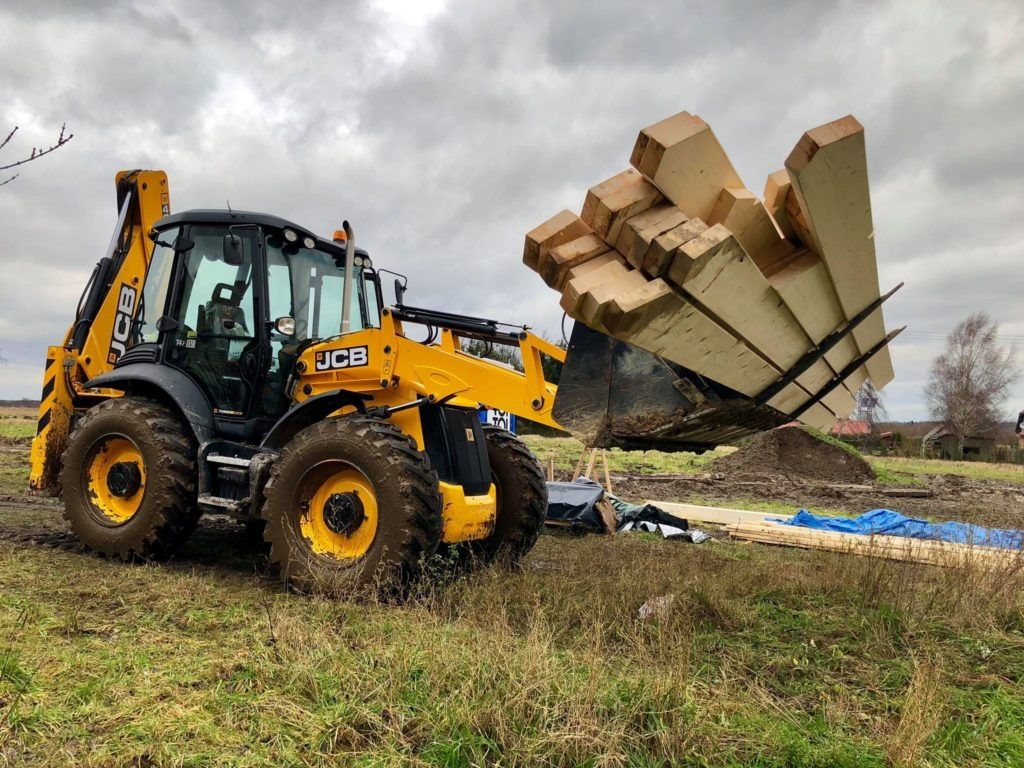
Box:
152, 209, 369, 257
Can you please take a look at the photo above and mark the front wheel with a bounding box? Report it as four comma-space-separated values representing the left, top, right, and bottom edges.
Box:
260, 415, 443, 595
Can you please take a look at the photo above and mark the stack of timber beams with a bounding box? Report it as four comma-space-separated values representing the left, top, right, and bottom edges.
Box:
524, 111, 898, 432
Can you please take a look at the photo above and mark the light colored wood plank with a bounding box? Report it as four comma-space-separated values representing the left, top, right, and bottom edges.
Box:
767, 248, 870, 396
523, 210, 592, 271
667, 224, 813, 371
560, 255, 629, 316
707, 187, 784, 260
581, 170, 641, 225
641, 218, 708, 278
582, 171, 664, 243
763, 169, 795, 239
644, 501, 789, 527
540, 233, 611, 290
630, 111, 744, 220
613, 204, 688, 269
785, 115, 894, 388
598, 277, 780, 396
727, 522, 1024, 571
579, 267, 648, 332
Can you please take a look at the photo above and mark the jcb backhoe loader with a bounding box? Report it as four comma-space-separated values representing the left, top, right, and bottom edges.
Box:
30, 170, 566, 592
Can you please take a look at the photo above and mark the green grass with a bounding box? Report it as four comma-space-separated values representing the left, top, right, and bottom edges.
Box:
523, 433, 1024, 486
0, 406, 35, 440
2, 508, 1023, 766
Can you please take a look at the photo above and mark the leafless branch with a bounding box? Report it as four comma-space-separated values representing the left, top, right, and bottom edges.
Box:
0, 123, 74, 175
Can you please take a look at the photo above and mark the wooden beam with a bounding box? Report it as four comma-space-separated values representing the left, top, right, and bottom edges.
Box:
785, 116, 894, 388
667, 224, 813, 372
630, 111, 744, 220
597, 277, 780, 397
641, 218, 708, 278
643, 501, 789, 527
727, 522, 1024, 571
581, 171, 664, 243
560, 254, 629, 316
763, 170, 795, 240
706, 187, 784, 261
613, 204, 688, 269
540, 233, 611, 290
523, 210, 592, 272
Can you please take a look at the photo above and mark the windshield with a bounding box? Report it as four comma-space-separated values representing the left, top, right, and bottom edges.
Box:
265, 233, 372, 341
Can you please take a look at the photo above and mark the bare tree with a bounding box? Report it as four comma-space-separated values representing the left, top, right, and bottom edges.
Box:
924, 312, 1018, 454
0, 123, 74, 186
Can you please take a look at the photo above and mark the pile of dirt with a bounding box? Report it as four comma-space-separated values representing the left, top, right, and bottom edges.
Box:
712, 426, 874, 484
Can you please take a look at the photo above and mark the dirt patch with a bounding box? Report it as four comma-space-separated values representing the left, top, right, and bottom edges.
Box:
711, 426, 874, 484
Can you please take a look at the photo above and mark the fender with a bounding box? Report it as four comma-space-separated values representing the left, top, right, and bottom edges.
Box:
260, 389, 370, 450
86, 363, 216, 444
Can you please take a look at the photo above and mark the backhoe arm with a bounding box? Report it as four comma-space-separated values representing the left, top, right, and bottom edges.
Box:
30, 170, 170, 491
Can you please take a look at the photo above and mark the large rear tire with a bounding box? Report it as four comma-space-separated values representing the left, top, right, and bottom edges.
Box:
60, 396, 199, 561
465, 426, 547, 567
260, 415, 443, 595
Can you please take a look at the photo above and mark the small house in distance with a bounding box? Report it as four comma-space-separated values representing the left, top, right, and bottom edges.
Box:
921, 424, 996, 461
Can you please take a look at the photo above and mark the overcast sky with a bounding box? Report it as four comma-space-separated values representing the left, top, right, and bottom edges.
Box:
1, 0, 1022, 421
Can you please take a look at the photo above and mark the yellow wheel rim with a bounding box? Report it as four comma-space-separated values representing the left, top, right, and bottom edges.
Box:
299, 467, 379, 560
85, 436, 147, 524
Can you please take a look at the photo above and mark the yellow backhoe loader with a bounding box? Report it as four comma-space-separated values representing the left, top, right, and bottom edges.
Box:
30, 170, 566, 592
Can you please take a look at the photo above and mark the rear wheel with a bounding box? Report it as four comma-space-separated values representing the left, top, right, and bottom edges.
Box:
60, 396, 199, 560
260, 415, 443, 595
463, 426, 547, 567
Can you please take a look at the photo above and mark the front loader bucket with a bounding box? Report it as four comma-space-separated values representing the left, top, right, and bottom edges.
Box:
553, 324, 788, 452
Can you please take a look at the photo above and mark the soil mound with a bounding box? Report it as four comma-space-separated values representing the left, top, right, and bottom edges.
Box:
713, 426, 874, 484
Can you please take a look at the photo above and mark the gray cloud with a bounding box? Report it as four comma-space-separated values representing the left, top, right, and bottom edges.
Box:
1, 0, 1022, 422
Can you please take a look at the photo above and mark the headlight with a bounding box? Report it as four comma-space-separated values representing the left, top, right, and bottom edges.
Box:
303, 236, 315, 249
283, 229, 298, 243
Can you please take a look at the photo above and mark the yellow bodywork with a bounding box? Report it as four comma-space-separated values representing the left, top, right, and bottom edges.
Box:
29, 169, 565, 546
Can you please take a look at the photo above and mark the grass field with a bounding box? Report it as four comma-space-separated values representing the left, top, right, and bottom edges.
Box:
520, 435, 1024, 486
2, 411, 1024, 765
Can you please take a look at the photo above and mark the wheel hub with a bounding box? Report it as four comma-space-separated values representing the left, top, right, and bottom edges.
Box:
106, 461, 142, 498
322, 492, 365, 536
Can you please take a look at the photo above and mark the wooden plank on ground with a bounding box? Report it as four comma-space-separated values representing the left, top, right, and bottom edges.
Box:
727, 522, 1024, 571
785, 116, 894, 388
524, 210, 592, 271
644, 501, 789, 527
630, 111, 744, 220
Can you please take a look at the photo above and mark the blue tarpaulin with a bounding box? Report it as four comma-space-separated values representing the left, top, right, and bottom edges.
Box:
784, 508, 1024, 550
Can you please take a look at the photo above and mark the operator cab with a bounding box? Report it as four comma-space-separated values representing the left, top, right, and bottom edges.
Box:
132, 210, 382, 436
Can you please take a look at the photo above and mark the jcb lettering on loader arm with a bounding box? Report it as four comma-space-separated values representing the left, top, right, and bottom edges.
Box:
29, 169, 563, 596
107, 283, 138, 363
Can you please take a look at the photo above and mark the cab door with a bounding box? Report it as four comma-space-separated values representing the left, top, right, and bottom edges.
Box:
164, 225, 267, 421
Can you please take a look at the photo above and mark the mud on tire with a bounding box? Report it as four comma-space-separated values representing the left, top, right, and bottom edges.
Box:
260, 415, 443, 595
60, 396, 199, 561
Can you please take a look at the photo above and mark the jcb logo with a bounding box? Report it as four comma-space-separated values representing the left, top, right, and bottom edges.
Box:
107, 284, 137, 364
314, 345, 369, 372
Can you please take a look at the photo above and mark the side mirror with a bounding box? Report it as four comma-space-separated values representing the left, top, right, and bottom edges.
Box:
394, 278, 406, 306
223, 233, 244, 265
275, 316, 296, 336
